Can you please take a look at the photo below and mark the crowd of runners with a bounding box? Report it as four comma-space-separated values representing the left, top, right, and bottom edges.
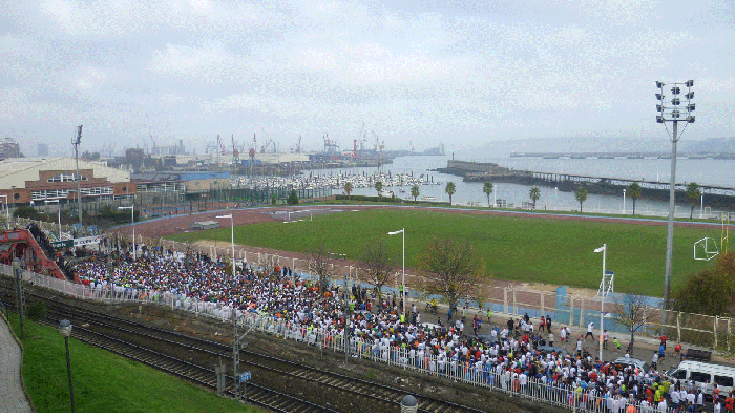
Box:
73, 246, 734, 413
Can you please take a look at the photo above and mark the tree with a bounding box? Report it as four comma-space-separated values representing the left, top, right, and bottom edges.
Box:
445, 182, 456, 205
359, 239, 395, 307
529, 187, 541, 210
483, 182, 493, 208
417, 237, 489, 312
411, 185, 420, 202
308, 243, 334, 295
375, 181, 383, 201
287, 189, 299, 205
673, 252, 735, 316
343, 182, 353, 201
574, 186, 588, 212
628, 182, 642, 215
686, 182, 701, 219
612, 291, 657, 347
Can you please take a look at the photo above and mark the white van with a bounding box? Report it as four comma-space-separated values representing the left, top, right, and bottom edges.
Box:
666, 360, 735, 397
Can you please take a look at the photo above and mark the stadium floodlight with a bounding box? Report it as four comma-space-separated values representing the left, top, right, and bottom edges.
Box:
655, 79, 695, 315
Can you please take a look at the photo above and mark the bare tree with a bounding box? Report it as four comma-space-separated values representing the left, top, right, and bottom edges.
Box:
308, 243, 334, 295
417, 237, 490, 312
612, 291, 657, 347
359, 239, 396, 307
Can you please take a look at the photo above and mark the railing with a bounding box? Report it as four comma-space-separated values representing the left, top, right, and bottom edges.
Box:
0, 266, 719, 412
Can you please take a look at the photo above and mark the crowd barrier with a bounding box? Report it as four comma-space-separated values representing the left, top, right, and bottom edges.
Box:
1, 264, 719, 413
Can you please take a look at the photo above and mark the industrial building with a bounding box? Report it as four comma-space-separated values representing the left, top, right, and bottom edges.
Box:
0, 157, 133, 206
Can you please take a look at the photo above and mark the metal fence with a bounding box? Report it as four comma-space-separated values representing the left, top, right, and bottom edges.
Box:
152, 238, 733, 351
1, 264, 716, 413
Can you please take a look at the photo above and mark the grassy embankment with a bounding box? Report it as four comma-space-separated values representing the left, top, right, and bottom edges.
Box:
6, 314, 263, 413
166, 208, 721, 297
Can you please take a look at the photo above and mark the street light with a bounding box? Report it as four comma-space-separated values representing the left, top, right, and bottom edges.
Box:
215, 214, 236, 282
13, 258, 23, 339
623, 188, 626, 215
45, 199, 62, 241
387, 228, 405, 315
593, 244, 610, 362
58, 319, 76, 413
656, 79, 695, 311
118, 205, 135, 260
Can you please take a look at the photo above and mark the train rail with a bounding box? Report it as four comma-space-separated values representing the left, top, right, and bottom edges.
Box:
1, 284, 487, 413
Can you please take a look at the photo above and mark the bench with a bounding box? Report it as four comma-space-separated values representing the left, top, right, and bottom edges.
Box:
684, 349, 712, 361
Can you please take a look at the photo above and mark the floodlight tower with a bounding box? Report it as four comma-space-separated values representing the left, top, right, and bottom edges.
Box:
656, 80, 695, 310
72, 125, 83, 228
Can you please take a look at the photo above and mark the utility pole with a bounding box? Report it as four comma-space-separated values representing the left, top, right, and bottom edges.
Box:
232, 312, 252, 401
13, 258, 24, 339
72, 125, 83, 228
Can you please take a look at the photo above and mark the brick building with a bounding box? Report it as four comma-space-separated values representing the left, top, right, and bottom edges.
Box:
0, 157, 133, 206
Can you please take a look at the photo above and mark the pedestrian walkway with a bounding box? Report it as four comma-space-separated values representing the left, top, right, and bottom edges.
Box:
0, 314, 33, 413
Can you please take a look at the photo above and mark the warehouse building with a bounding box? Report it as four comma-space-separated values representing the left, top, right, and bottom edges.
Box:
0, 157, 133, 206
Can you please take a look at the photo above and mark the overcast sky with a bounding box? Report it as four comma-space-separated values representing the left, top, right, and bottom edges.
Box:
1, 0, 733, 156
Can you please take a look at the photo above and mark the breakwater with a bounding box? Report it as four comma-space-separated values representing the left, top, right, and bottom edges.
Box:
437, 160, 735, 211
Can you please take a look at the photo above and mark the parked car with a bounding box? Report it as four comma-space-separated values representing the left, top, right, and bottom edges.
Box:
612, 357, 650, 373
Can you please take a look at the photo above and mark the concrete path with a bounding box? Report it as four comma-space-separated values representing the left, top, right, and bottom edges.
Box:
0, 314, 33, 413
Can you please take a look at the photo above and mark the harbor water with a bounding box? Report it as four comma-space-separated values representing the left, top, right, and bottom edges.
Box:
299, 156, 734, 216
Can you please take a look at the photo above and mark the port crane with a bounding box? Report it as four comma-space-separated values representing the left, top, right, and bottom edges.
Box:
323, 132, 338, 153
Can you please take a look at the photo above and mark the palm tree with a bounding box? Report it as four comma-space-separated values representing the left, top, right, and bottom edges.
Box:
686, 182, 701, 219
445, 182, 456, 205
375, 181, 383, 201
411, 185, 420, 202
628, 182, 642, 215
529, 187, 541, 210
483, 182, 493, 208
574, 186, 588, 212
344, 182, 353, 201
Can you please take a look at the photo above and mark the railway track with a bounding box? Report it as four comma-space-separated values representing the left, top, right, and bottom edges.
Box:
1, 285, 488, 413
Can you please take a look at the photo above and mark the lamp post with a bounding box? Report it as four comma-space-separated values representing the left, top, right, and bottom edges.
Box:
72, 125, 83, 228
699, 190, 704, 219
118, 205, 135, 260
656, 80, 695, 311
215, 214, 235, 281
45, 199, 62, 241
59, 319, 76, 413
593, 244, 609, 362
623, 188, 626, 215
387, 228, 405, 315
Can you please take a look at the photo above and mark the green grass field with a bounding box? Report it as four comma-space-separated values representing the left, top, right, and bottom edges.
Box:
6, 314, 263, 413
167, 209, 723, 297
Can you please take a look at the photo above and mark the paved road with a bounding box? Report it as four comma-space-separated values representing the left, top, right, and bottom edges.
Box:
0, 314, 32, 413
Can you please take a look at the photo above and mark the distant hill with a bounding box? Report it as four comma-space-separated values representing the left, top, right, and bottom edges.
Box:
454, 138, 671, 159
683, 138, 735, 153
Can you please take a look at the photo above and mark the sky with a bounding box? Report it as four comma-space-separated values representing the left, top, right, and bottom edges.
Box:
1, 0, 734, 157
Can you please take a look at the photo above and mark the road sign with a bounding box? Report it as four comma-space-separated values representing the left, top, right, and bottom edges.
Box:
51, 240, 73, 248
238, 372, 251, 382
